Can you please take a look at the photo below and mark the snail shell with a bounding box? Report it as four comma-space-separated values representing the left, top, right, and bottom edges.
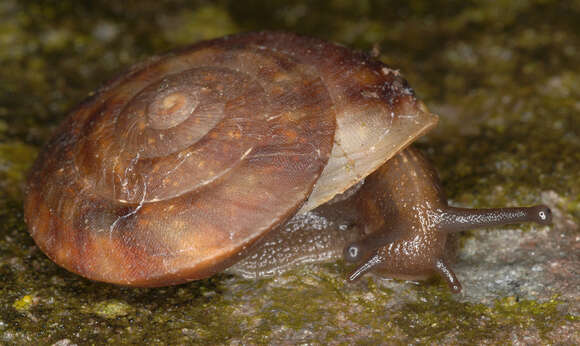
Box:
24, 31, 437, 287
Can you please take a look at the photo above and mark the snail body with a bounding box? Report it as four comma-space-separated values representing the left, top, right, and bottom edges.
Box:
24, 32, 551, 291
231, 146, 551, 293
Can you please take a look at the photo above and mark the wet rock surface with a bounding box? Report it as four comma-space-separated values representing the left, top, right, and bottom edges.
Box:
0, 0, 578, 344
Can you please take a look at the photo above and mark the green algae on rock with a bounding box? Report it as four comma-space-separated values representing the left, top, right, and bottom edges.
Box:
90, 300, 134, 319
0, 142, 37, 200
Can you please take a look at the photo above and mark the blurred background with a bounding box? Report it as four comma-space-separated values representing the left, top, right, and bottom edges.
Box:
0, 0, 578, 344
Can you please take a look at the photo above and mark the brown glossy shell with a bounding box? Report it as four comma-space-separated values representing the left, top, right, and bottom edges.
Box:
24, 31, 437, 287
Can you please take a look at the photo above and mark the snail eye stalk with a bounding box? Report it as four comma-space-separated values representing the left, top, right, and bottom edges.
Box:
436, 205, 552, 233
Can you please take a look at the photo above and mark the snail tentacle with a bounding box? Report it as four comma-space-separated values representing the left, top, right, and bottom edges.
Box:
434, 258, 462, 293
436, 205, 552, 233
347, 251, 386, 282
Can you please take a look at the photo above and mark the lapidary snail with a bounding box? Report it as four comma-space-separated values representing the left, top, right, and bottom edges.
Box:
24, 31, 551, 292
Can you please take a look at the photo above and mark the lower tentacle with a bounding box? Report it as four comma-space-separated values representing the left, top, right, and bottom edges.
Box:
347, 252, 386, 282
434, 258, 462, 293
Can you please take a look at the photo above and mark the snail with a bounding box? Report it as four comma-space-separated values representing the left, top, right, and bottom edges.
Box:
24, 31, 551, 292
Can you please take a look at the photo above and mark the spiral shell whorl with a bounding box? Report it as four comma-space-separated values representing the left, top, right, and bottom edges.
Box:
77, 65, 272, 204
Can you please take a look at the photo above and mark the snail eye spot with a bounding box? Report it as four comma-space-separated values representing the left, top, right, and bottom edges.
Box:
539, 211, 546, 220
345, 244, 360, 262
349, 246, 357, 258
